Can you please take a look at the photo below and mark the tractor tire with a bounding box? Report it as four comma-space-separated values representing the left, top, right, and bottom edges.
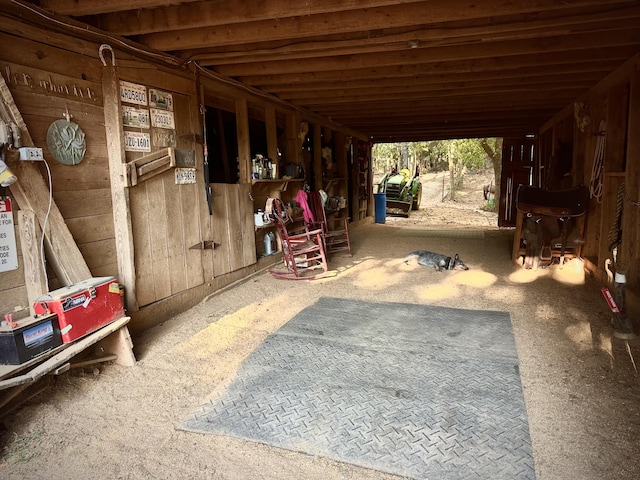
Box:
412, 182, 422, 210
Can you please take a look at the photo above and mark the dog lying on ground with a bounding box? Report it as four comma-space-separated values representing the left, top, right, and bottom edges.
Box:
404, 250, 469, 271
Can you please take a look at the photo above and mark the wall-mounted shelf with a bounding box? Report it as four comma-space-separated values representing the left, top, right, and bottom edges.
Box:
251, 178, 303, 193
254, 222, 277, 231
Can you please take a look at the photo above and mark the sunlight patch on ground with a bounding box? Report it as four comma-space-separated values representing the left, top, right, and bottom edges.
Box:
450, 270, 497, 288
551, 259, 586, 285
508, 267, 549, 284
170, 292, 312, 375
564, 321, 594, 350
413, 283, 461, 301
508, 259, 585, 285
171, 322, 249, 360
353, 261, 406, 289
410, 269, 496, 301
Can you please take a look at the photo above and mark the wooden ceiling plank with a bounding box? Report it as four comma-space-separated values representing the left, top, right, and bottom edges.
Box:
240, 56, 626, 89
136, 0, 635, 51
264, 68, 611, 95
91, 0, 427, 36
212, 27, 640, 77
191, 9, 640, 66
312, 96, 576, 114
282, 87, 597, 107
276, 75, 604, 101
38, 0, 197, 16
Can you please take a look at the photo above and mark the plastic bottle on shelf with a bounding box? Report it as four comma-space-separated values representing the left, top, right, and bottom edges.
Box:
254, 210, 264, 226
264, 232, 273, 255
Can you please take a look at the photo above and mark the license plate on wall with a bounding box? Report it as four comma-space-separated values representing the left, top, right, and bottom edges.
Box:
175, 168, 196, 184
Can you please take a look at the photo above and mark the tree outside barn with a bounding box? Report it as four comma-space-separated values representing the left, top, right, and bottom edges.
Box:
372, 138, 502, 210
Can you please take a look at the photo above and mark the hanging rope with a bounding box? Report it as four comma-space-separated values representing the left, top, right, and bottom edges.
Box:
589, 120, 606, 202
608, 182, 624, 251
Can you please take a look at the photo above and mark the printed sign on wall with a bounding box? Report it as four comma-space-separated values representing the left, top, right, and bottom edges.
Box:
150, 108, 175, 129
119, 80, 147, 106
124, 131, 152, 152
0, 198, 18, 272
175, 168, 197, 185
149, 89, 174, 111
122, 106, 150, 128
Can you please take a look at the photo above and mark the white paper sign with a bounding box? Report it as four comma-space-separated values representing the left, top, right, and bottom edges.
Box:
124, 131, 151, 152
175, 168, 196, 184
150, 108, 175, 129
0, 198, 18, 272
120, 80, 147, 105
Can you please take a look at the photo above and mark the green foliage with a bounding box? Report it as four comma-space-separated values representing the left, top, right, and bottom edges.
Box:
372, 138, 499, 174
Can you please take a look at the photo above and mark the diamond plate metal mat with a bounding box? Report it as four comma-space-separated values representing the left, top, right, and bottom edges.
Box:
182, 297, 535, 480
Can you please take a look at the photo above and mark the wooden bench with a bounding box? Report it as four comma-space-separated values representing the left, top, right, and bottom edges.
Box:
0, 317, 135, 416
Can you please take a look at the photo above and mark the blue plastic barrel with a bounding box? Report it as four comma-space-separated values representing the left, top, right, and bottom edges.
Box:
374, 193, 386, 224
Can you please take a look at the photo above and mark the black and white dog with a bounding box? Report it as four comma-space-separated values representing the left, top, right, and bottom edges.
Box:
404, 250, 469, 271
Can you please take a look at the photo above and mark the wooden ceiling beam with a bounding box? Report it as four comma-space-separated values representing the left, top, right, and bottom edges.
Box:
312, 96, 572, 115
88, 0, 426, 35
191, 9, 640, 66
38, 0, 198, 16
282, 90, 591, 108
263, 68, 611, 95
293, 102, 577, 121
363, 116, 547, 140
212, 27, 640, 77
275, 76, 602, 102
360, 112, 548, 124
235, 49, 632, 86
370, 125, 540, 141
136, 0, 634, 51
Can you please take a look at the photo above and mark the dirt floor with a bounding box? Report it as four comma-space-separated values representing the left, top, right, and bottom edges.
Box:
1, 171, 639, 480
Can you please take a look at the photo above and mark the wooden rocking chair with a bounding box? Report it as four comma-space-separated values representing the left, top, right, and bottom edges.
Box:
307, 191, 352, 256
268, 216, 330, 280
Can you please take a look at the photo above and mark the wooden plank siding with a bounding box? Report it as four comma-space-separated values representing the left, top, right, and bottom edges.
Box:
0, 11, 374, 334
541, 56, 640, 304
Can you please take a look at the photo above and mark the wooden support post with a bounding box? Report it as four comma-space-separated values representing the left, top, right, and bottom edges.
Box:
101, 60, 139, 312
17, 210, 47, 315
1, 76, 91, 286
285, 111, 302, 166
313, 123, 322, 191
235, 98, 250, 183
605, 84, 629, 174
620, 64, 640, 284
334, 131, 347, 178
94, 326, 136, 367
265, 106, 279, 177
216, 109, 231, 183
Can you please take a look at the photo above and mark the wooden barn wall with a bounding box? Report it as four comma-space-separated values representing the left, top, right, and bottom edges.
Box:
0, 15, 373, 332
0, 27, 110, 318
0, 18, 262, 328
541, 54, 640, 312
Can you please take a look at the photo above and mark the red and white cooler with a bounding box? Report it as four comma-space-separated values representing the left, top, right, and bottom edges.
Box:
33, 277, 125, 343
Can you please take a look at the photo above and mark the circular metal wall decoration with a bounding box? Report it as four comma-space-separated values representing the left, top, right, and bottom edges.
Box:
46, 115, 86, 166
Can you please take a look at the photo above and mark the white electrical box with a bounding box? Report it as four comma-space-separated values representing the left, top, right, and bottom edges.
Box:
18, 147, 44, 161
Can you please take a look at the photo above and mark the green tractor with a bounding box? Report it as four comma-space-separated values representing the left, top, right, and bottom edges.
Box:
376, 165, 422, 217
